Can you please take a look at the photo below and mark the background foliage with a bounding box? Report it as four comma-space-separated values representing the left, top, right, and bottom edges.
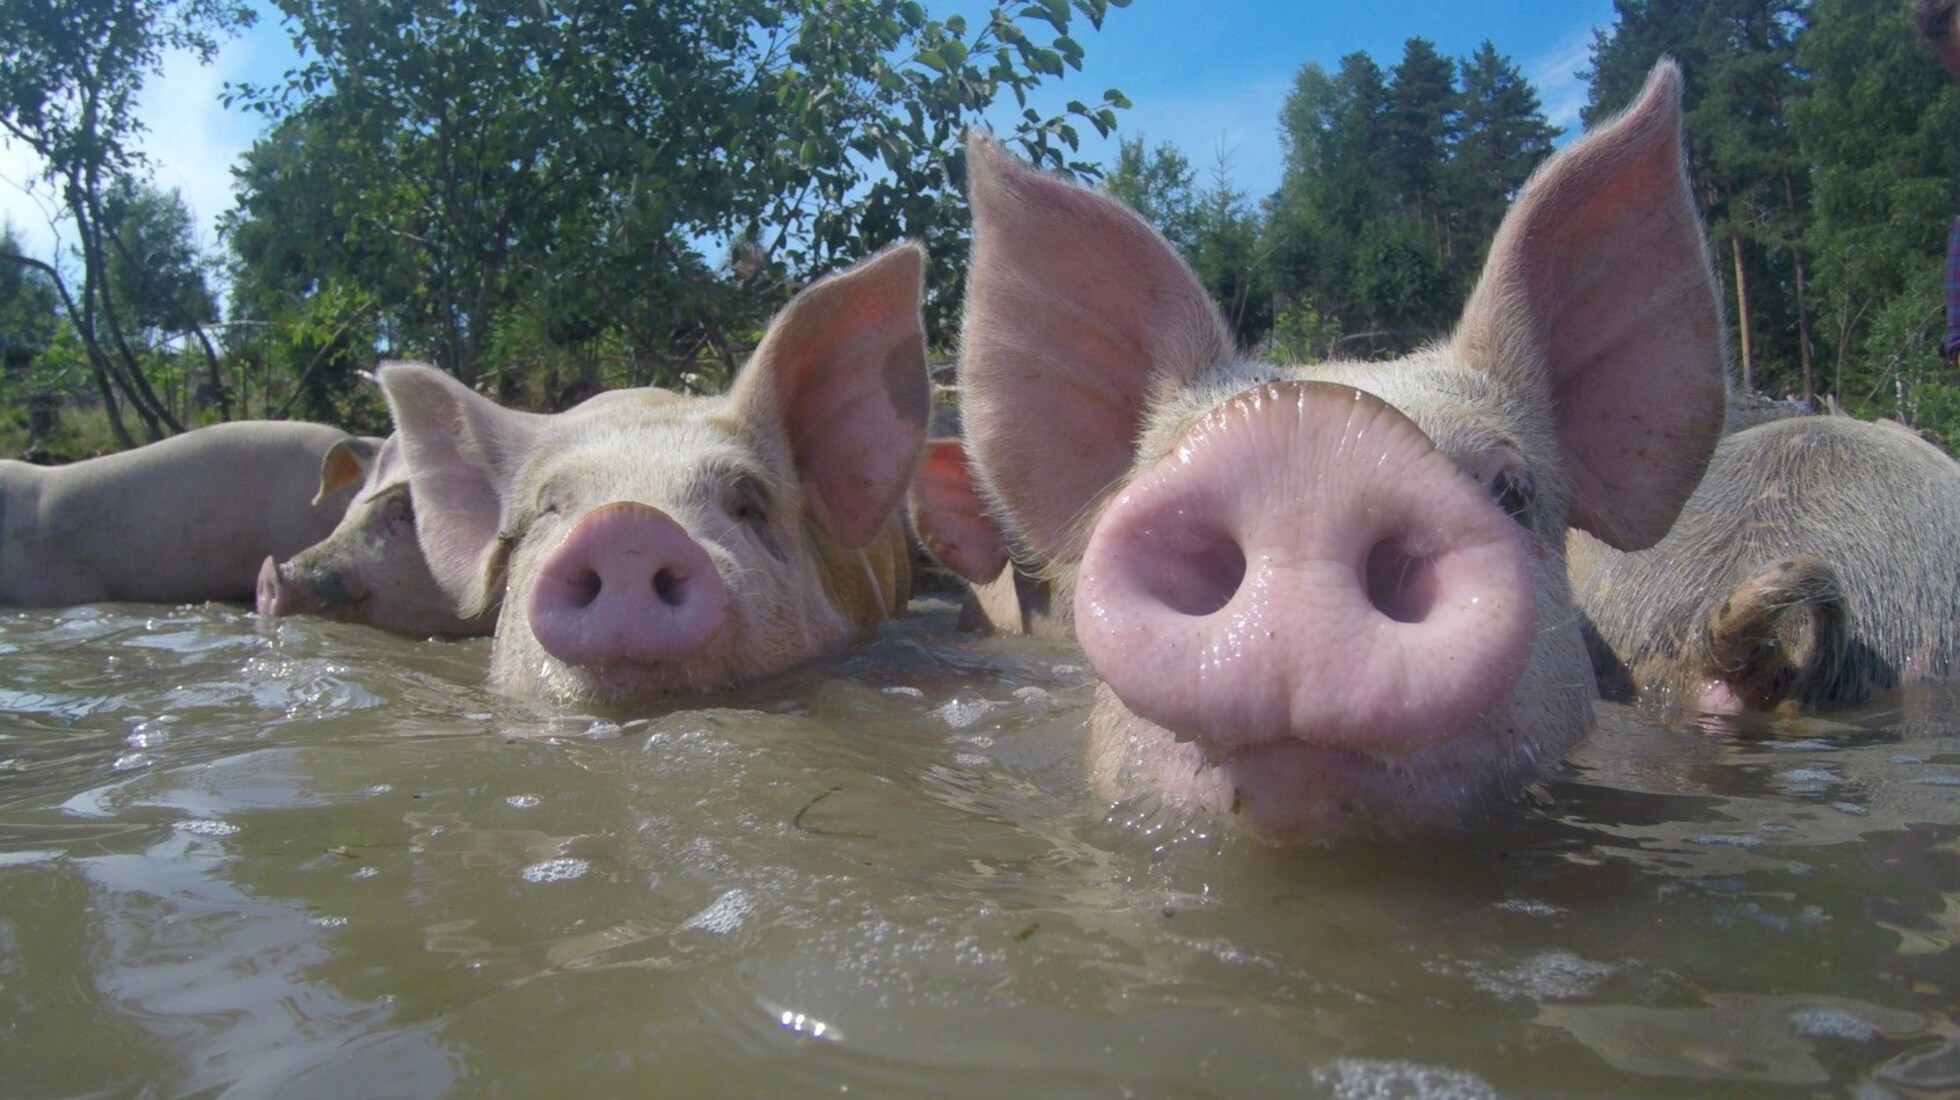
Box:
3, 0, 1958, 457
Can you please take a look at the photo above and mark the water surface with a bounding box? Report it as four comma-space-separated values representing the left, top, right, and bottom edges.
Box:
1, 602, 1956, 1098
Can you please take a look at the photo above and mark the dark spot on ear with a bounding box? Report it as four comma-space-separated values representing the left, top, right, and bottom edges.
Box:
882, 338, 929, 427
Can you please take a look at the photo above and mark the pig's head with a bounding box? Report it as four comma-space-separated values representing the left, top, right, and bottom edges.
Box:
257, 432, 495, 637
379, 244, 929, 703
958, 60, 1725, 841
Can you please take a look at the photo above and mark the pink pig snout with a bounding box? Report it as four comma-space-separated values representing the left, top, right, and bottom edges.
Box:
1074, 381, 1537, 754
526, 502, 728, 667
256, 555, 320, 619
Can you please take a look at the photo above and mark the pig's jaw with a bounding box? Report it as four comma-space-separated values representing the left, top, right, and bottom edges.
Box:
1088, 680, 1581, 842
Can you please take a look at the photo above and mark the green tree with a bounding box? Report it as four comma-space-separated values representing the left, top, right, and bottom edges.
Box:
226, 0, 1131, 402
1267, 40, 1555, 355
1102, 134, 1201, 253
1267, 53, 1390, 337
1450, 41, 1558, 284
1381, 38, 1459, 260
1585, 0, 1813, 397
1793, 0, 1960, 434
0, 223, 78, 453
0, 0, 253, 445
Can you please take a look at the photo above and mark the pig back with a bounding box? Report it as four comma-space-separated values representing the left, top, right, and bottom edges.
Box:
3, 421, 362, 607
1575, 415, 1960, 709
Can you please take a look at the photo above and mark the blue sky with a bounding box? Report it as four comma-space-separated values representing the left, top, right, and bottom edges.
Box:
1, 0, 1617, 268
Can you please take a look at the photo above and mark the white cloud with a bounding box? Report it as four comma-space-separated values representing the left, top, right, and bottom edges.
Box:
1527, 25, 1602, 140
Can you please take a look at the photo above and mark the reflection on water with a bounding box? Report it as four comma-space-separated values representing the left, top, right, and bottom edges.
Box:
0, 601, 1956, 1098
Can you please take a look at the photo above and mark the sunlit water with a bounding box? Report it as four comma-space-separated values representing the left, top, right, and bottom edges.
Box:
1, 601, 1957, 1098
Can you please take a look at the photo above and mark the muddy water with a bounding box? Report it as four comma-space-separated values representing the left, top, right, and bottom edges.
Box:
1, 602, 1956, 1099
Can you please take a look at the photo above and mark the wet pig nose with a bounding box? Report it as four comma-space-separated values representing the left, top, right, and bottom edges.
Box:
526, 502, 728, 667
256, 555, 320, 618
1073, 381, 1537, 752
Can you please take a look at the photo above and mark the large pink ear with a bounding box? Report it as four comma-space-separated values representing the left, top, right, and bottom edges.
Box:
908, 437, 1010, 582
730, 242, 930, 549
960, 133, 1234, 564
1453, 59, 1726, 551
377, 363, 546, 616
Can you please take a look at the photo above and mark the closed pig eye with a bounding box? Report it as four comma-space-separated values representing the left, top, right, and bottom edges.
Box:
725, 475, 787, 561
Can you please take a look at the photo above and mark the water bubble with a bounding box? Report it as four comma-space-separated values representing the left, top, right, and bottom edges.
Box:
933, 691, 995, 730
351, 866, 379, 879
520, 857, 589, 883
1789, 1006, 1880, 1041
361, 784, 394, 796
174, 819, 240, 837
881, 685, 925, 699
1472, 950, 1613, 1001
110, 753, 153, 771
584, 719, 623, 740
310, 915, 350, 930
124, 716, 178, 748
1493, 898, 1565, 918
1831, 802, 1869, 816
506, 794, 542, 809
1688, 834, 1764, 848
1776, 765, 1839, 793
681, 889, 756, 934
1317, 1059, 1499, 1100
1012, 686, 1053, 707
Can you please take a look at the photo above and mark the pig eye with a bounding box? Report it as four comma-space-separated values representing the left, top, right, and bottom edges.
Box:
1490, 470, 1534, 528
726, 476, 771, 526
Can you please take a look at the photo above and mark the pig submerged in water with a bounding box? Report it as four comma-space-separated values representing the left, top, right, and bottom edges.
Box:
380, 244, 928, 703
955, 61, 1726, 841
1574, 414, 1960, 714
0, 421, 369, 608
256, 388, 656, 638
256, 432, 495, 637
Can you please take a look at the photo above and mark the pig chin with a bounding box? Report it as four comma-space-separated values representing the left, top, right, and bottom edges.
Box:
1089, 687, 1559, 841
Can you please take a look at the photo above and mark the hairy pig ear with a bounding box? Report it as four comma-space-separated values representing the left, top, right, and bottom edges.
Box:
377, 363, 544, 617
958, 132, 1235, 565
730, 242, 931, 550
313, 436, 377, 506
1452, 59, 1725, 551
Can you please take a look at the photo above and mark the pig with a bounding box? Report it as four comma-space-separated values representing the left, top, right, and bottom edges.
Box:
254, 387, 658, 637
255, 432, 494, 637
378, 243, 928, 703
1573, 413, 1960, 714
954, 60, 1726, 841
0, 420, 370, 608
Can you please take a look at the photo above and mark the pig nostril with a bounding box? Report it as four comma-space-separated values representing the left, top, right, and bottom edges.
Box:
1364, 540, 1440, 624
1141, 535, 1247, 617
653, 568, 683, 608
569, 569, 602, 609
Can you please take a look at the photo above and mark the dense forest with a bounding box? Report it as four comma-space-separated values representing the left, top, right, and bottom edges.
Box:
3, 0, 1958, 459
